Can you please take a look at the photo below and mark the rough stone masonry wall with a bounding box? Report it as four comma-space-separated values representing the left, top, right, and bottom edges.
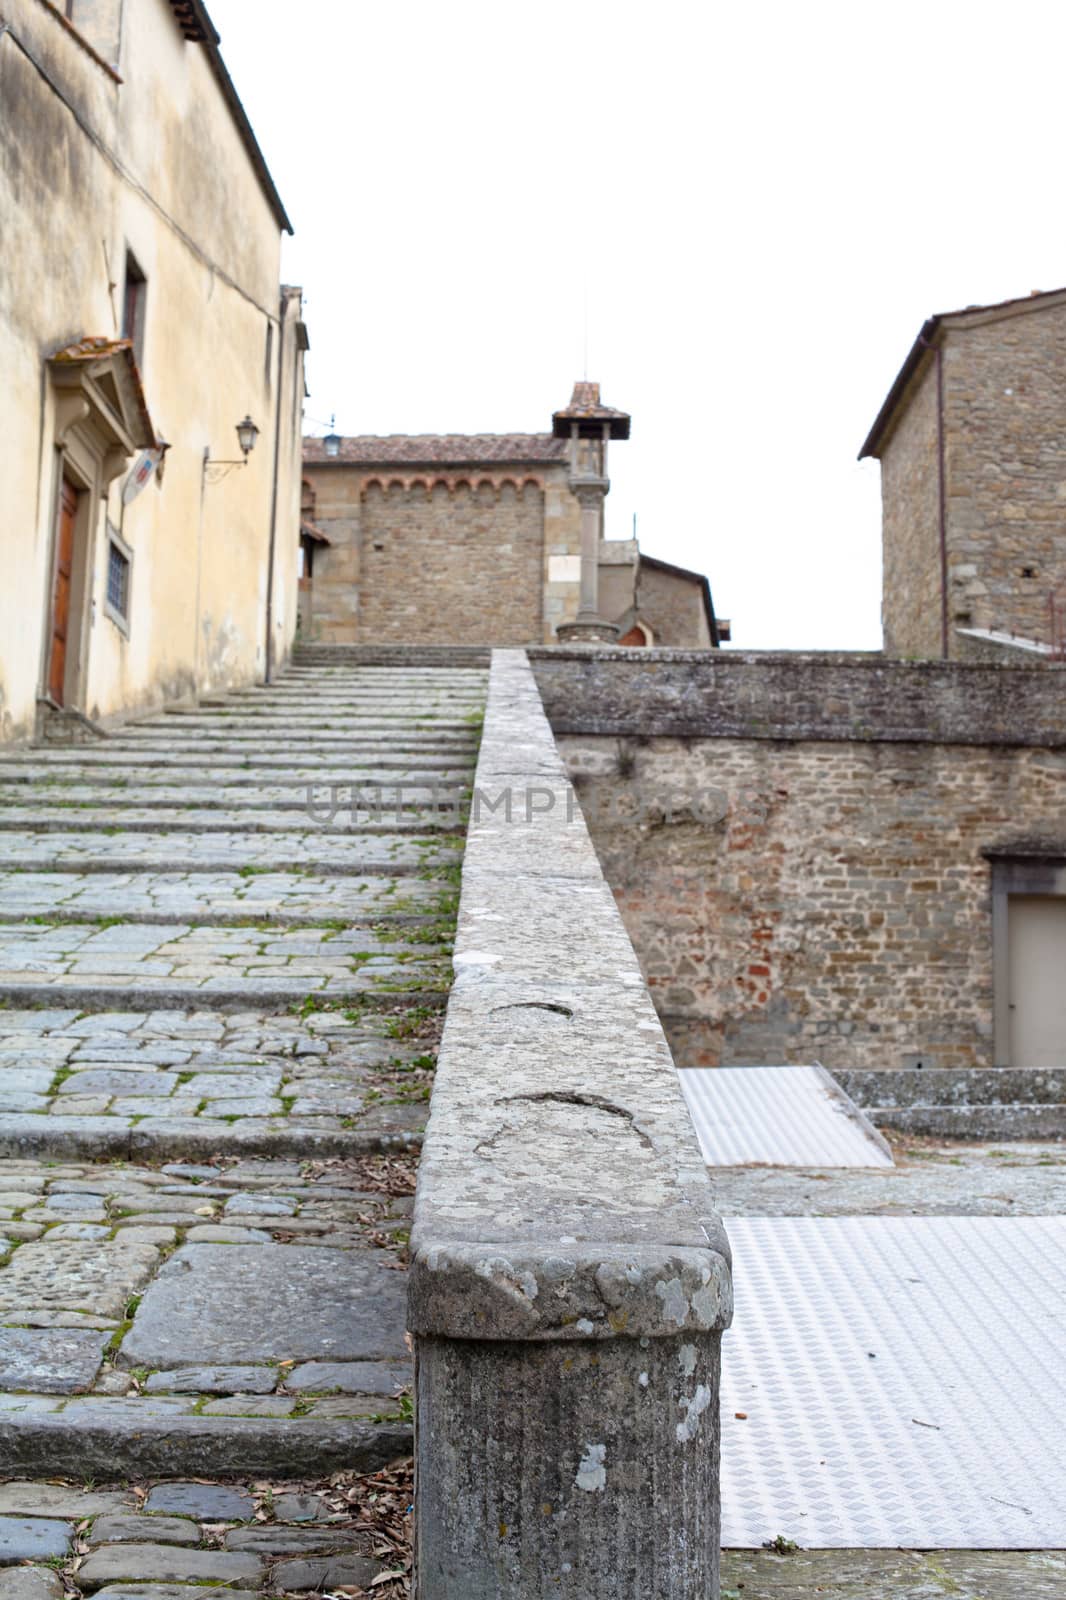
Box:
878, 358, 942, 660
942, 299, 1066, 647
559, 734, 1066, 1070
532, 651, 1066, 1073
305, 472, 559, 645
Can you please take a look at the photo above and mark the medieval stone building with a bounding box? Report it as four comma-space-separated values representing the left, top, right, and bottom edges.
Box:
300, 385, 721, 648
0, 0, 306, 744
861, 285, 1066, 661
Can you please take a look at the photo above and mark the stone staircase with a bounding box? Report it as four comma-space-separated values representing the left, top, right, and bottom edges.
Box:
0, 658, 486, 1488
835, 1067, 1066, 1141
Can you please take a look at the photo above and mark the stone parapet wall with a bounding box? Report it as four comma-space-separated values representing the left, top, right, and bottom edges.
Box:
529, 648, 1066, 746
557, 731, 1066, 1070
409, 650, 731, 1598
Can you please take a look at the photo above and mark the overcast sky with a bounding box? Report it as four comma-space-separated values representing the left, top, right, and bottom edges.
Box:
209, 0, 1066, 649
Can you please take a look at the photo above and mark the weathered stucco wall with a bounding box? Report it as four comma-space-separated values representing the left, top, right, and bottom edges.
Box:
0, 0, 300, 740
533, 651, 1066, 1072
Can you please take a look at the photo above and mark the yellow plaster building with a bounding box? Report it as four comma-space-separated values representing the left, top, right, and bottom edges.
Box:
0, 0, 306, 743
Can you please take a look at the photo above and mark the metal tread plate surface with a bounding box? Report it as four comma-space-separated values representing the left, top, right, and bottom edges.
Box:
678, 1064, 894, 1168
720, 1216, 1066, 1548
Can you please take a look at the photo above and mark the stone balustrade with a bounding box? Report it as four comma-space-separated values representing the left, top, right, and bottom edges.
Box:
409, 649, 732, 1598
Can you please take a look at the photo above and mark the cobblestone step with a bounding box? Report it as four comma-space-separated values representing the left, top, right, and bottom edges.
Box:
0, 783, 468, 809
0, 921, 448, 1000
0, 751, 473, 774
0, 871, 448, 924
0, 1468, 418, 1593
0, 1001, 438, 1151
0, 1154, 415, 1476
0, 807, 461, 834
0, 657, 478, 1500
0, 831, 460, 873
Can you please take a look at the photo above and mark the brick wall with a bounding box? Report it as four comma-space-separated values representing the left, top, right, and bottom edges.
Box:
879, 360, 942, 658
559, 733, 1066, 1070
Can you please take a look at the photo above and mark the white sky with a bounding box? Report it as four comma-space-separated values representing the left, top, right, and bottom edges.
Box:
208, 0, 1066, 649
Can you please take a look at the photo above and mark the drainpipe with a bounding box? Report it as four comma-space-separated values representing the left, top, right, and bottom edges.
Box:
264, 290, 288, 685
920, 333, 950, 659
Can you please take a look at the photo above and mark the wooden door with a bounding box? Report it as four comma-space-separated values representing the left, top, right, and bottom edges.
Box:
48, 479, 79, 705
1007, 894, 1066, 1066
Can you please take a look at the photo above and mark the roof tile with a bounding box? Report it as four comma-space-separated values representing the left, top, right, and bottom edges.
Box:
303, 433, 568, 466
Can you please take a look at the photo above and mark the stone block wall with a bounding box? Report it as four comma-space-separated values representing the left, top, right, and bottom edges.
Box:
941, 300, 1066, 646
533, 651, 1066, 1071
879, 360, 942, 659
559, 733, 1066, 1070
304, 463, 584, 645
357, 481, 545, 644
639, 563, 713, 647
877, 295, 1066, 658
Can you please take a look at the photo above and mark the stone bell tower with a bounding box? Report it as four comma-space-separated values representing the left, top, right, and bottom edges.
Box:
553, 381, 631, 643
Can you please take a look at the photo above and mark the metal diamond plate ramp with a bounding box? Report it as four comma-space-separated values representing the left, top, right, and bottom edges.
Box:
721, 1216, 1066, 1548
678, 1065, 894, 1168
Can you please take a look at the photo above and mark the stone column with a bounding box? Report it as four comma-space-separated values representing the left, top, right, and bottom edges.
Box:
556, 478, 619, 643
411, 1244, 729, 1599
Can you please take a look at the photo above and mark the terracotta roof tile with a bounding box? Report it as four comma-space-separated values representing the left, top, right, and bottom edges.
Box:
303, 433, 568, 466
552, 380, 631, 439
50, 337, 156, 449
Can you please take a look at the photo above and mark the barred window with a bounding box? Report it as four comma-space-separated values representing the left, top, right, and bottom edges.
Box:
105, 537, 131, 632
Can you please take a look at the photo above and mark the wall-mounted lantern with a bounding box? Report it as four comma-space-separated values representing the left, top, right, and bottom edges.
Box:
236, 415, 260, 457
203, 416, 261, 483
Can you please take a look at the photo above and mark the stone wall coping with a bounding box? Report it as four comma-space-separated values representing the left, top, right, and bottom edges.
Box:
408, 649, 732, 1343
530, 652, 1066, 746
528, 645, 1062, 672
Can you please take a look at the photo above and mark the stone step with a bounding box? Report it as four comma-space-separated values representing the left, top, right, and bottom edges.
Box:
0, 1153, 416, 1474
130, 713, 480, 731
836, 1067, 1066, 1139
0, 1005, 436, 1156
111, 728, 478, 746
0, 830, 460, 874
0, 806, 462, 834
0, 757, 476, 778
0, 869, 449, 924
0, 1472, 416, 1589
231, 688, 486, 702
0, 782, 469, 808
291, 645, 491, 666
